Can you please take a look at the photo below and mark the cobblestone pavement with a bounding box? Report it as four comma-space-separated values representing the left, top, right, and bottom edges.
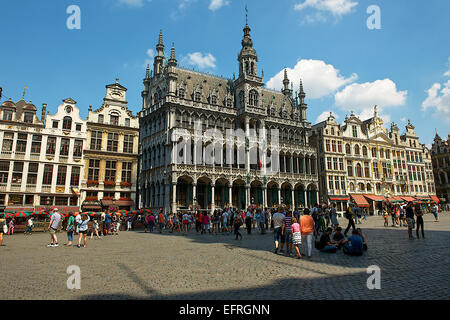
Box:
1, 212, 449, 300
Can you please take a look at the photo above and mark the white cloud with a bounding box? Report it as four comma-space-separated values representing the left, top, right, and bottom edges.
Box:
335, 79, 407, 111
182, 52, 217, 69
334, 79, 407, 126
316, 111, 339, 123
117, 0, 151, 7
422, 80, 450, 122
444, 57, 450, 77
208, 0, 230, 11
266, 59, 357, 99
400, 117, 407, 122
295, 0, 358, 22
144, 48, 155, 66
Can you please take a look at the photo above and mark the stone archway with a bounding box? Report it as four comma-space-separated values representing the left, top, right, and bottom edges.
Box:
294, 182, 306, 209
267, 181, 279, 208
176, 175, 194, 209
281, 182, 293, 208
215, 177, 229, 209
197, 176, 212, 210
250, 180, 263, 208
232, 178, 246, 209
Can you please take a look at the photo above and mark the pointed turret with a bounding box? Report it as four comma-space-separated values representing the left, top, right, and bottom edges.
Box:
298, 79, 307, 121
154, 30, 165, 76
168, 43, 177, 67
238, 7, 258, 78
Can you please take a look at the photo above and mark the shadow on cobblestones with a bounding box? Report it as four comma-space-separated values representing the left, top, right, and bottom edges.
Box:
79, 220, 450, 300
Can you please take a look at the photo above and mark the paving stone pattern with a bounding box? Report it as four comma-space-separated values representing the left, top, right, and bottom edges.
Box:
1, 212, 449, 300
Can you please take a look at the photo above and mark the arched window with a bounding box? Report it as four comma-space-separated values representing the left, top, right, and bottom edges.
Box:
349, 183, 355, 192
376, 183, 381, 193
359, 183, 365, 192
251, 62, 254, 75
345, 144, 351, 155
249, 90, 258, 107
354, 144, 360, 155
110, 112, 119, 126
362, 146, 368, 156
63, 116, 72, 130
356, 163, 362, 177
367, 183, 372, 192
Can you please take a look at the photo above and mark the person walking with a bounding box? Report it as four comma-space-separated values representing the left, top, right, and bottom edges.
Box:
0, 214, 6, 247
158, 210, 165, 233
245, 209, 253, 235
76, 213, 90, 248
344, 205, 356, 236
405, 202, 416, 240
233, 214, 243, 240
90, 219, 101, 239
282, 211, 293, 256
291, 217, 302, 258
272, 208, 286, 254
431, 203, 439, 222
201, 212, 211, 234
127, 214, 133, 231
8, 218, 15, 235
330, 203, 339, 230
26, 216, 33, 235
104, 211, 112, 236
415, 203, 425, 239
47, 208, 62, 247
65, 212, 75, 246
300, 208, 316, 258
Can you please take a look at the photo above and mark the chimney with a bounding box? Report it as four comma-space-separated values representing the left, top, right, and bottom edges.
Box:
42, 103, 47, 124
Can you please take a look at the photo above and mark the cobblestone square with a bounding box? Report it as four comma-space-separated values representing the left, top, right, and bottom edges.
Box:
1, 212, 449, 300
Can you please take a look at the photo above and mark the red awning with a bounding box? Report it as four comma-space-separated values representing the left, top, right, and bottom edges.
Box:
350, 194, 370, 207
388, 196, 404, 202
4, 207, 34, 213
401, 196, 416, 202
329, 196, 350, 201
34, 206, 79, 213
116, 200, 134, 206
364, 194, 387, 201
101, 199, 114, 206
430, 195, 440, 203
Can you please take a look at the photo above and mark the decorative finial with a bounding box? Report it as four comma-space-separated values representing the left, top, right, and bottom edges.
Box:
245, 5, 248, 25
115, 78, 119, 84
22, 86, 28, 99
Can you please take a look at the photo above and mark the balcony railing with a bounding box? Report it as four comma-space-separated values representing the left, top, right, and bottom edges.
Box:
15, 152, 25, 159
26, 184, 36, 192
10, 183, 22, 191
0, 151, 12, 158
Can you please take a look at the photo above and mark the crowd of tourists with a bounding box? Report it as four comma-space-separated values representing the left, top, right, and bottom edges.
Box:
0, 200, 444, 251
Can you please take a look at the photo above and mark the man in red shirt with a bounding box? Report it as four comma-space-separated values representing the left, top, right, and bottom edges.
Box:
158, 210, 165, 233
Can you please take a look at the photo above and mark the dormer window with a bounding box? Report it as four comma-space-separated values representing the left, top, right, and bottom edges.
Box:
194, 92, 201, 102
2, 109, 13, 121
226, 98, 232, 108
63, 116, 72, 130
211, 95, 217, 105
178, 88, 185, 99
98, 114, 104, 124
125, 118, 130, 127
24, 112, 33, 123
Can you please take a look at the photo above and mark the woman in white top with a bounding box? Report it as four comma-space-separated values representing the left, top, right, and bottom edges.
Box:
76, 213, 90, 248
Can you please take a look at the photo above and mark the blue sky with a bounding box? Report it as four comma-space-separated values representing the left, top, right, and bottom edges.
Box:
0, 0, 449, 145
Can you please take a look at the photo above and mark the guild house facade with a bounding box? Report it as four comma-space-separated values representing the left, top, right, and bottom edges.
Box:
80, 80, 139, 212
0, 96, 86, 213
311, 108, 437, 215
139, 22, 319, 213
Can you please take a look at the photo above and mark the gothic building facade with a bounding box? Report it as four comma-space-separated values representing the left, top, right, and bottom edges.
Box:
139, 23, 319, 213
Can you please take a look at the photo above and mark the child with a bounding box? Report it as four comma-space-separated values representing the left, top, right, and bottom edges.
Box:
90, 219, 101, 239
383, 208, 389, 227
291, 217, 302, 259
